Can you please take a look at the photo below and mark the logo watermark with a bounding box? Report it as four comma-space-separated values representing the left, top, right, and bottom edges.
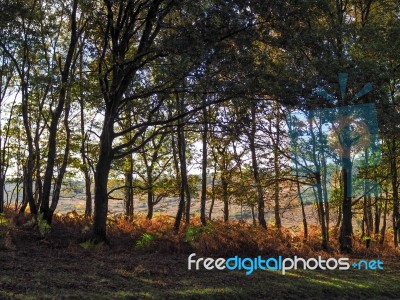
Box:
188, 253, 384, 275
286, 73, 381, 203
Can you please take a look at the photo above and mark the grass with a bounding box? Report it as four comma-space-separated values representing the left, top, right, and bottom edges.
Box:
0, 210, 399, 299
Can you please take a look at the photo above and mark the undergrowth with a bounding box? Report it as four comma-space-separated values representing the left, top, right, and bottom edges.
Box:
4, 208, 400, 258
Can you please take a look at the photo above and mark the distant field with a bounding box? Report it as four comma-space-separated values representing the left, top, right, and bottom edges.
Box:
1, 182, 366, 233
52, 195, 323, 230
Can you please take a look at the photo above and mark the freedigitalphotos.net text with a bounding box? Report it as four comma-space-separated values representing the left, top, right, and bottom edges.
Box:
188, 253, 384, 275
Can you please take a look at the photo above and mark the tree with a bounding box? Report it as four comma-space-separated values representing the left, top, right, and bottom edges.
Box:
134, 131, 172, 219
92, 0, 179, 241
0, 49, 14, 213
40, 0, 85, 224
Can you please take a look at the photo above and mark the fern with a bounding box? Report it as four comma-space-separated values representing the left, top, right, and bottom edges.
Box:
0, 213, 7, 225
184, 224, 214, 244
38, 213, 51, 237
135, 233, 156, 250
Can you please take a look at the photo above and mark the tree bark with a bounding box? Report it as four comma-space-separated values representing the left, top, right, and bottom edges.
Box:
379, 192, 388, 245
49, 103, 71, 223
20, 83, 37, 216
222, 174, 229, 223
273, 105, 281, 229
172, 125, 184, 232
124, 155, 134, 221
147, 178, 154, 219
308, 115, 327, 248
78, 48, 92, 219
340, 157, 353, 252
296, 174, 308, 241
374, 190, 381, 235
316, 173, 328, 249
0, 110, 3, 212
390, 138, 399, 247
0, 175, 4, 213
249, 102, 266, 228
200, 103, 208, 226
208, 164, 217, 220
92, 111, 114, 243
174, 93, 191, 227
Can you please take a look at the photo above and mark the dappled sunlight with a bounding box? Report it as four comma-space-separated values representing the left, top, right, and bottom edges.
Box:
172, 287, 236, 297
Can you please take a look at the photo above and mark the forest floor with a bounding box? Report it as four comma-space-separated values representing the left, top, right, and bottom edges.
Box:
0, 211, 400, 299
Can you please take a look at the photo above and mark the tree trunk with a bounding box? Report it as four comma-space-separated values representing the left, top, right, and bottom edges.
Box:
273, 103, 282, 229
124, 160, 134, 221
92, 111, 114, 243
181, 133, 191, 225
389, 139, 399, 247
174, 93, 191, 227
20, 84, 37, 216
316, 173, 328, 249
15, 134, 22, 212
172, 126, 184, 232
249, 102, 266, 228
0, 117, 3, 212
308, 115, 327, 248
340, 155, 353, 252
174, 178, 185, 232
0, 117, 4, 213
293, 139, 308, 241
34, 153, 42, 209
362, 180, 372, 248
40, 0, 78, 224
48, 103, 71, 224
222, 175, 229, 223
379, 192, 388, 245
251, 204, 256, 225
15, 178, 20, 212
335, 203, 342, 232
0, 175, 4, 213
374, 192, 381, 235
147, 187, 154, 219
297, 176, 308, 242
79, 55, 92, 219
208, 165, 217, 220
322, 154, 329, 242
200, 103, 208, 226
84, 169, 92, 219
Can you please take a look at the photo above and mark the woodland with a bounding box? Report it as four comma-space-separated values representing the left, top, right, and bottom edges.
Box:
0, 0, 400, 298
